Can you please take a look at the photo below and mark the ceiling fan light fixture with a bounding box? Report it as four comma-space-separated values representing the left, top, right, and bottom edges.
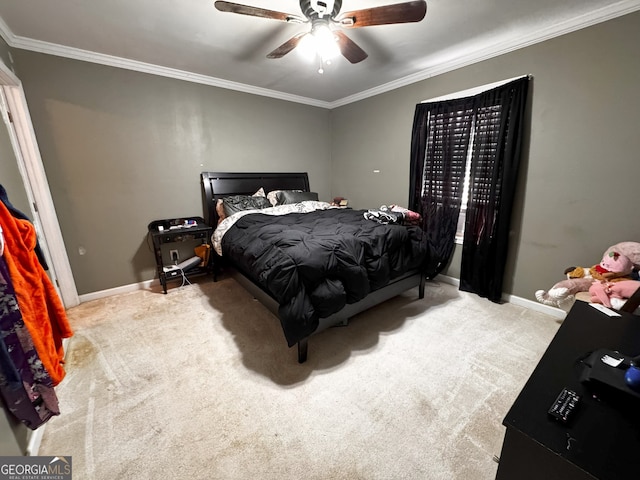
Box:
297, 34, 317, 60
298, 24, 339, 64
313, 24, 339, 60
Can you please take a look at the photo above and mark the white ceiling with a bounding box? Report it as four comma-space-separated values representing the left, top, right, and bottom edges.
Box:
0, 0, 638, 108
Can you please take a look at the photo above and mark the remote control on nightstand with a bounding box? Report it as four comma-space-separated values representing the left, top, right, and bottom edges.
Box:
548, 387, 580, 424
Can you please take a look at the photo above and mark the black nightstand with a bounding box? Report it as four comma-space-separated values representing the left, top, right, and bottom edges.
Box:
147, 217, 213, 294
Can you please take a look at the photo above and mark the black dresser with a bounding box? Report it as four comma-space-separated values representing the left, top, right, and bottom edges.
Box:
496, 300, 640, 479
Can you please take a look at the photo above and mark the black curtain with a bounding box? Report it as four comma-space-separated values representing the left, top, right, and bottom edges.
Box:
409, 97, 475, 279
459, 77, 529, 301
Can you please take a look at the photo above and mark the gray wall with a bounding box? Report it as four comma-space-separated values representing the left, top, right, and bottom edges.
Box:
12, 52, 332, 294
331, 11, 640, 301
8, 11, 640, 301
0, 35, 14, 75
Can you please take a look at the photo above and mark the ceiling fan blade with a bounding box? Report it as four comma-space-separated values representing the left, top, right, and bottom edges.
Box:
267, 33, 307, 59
336, 0, 427, 28
334, 31, 368, 64
214, 1, 304, 23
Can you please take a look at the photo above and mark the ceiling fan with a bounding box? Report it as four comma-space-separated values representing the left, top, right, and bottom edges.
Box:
214, 0, 427, 68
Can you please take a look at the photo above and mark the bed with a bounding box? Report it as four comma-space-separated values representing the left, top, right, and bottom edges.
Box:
201, 171, 428, 362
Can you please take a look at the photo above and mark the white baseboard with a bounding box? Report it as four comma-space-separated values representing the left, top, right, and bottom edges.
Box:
78, 275, 567, 320
436, 274, 567, 319
504, 292, 567, 319
78, 278, 160, 303
436, 274, 460, 287
26, 426, 44, 456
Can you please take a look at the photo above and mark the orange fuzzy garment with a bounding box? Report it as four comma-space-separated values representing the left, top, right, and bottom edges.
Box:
0, 201, 72, 385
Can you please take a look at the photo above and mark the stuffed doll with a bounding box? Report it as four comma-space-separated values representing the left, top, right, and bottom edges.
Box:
589, 279, 640, 309
608, 241, 640, 270
535, 248, 635, 310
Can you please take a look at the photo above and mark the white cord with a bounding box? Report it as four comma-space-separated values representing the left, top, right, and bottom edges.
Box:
179, 268, 192, 288
0, 225, 4, 257
163, 264, 195, 290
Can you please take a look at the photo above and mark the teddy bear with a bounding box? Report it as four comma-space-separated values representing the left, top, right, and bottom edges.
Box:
535, 245, 638, 310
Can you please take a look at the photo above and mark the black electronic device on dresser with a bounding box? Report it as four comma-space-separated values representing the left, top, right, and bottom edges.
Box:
495, 300, 640, 480
147, 217, 213, 294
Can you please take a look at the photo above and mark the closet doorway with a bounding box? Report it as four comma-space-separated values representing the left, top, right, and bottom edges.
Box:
0, 59, 79, 308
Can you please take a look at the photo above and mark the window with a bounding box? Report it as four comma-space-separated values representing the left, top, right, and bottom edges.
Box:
409, 75, 529, 300
455, 119, 475, 243
420, 76, 523, 244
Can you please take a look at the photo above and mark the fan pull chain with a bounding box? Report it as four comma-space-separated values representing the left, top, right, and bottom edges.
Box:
317, 53, 334, 74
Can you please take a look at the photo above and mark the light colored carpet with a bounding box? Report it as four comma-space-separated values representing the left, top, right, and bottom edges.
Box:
39, 277, 559, 479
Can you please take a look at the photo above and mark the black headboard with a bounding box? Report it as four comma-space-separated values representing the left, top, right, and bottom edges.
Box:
201, 172, 310, 227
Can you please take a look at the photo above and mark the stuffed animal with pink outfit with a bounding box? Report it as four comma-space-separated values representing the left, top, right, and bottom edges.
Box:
535, 243, 640, 310
589, 280, 640, 308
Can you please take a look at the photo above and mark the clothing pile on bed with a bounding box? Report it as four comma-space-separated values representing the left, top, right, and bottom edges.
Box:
363, 204, 422, 226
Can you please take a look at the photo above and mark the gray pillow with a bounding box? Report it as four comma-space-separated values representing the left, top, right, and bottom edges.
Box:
275, 191, 319, 205
222, 195, 271, 217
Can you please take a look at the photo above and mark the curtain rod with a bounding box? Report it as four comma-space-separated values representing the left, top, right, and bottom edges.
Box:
421, 74, 532, 103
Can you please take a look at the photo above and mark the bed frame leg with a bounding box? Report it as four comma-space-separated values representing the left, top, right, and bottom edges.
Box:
297, 339, 308, 363
419, 274, 425, 299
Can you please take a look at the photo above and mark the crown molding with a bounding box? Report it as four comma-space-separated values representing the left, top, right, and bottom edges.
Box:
7, 35, 332, 108
1, 0, 639, 110
328, 0, 640, 108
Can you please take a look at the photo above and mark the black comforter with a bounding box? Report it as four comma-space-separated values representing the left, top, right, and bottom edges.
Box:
221, 208, 427, 346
